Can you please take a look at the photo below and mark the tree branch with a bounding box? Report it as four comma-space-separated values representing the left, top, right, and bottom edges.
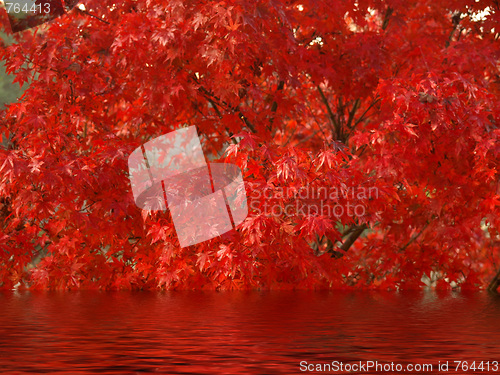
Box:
346, 99, 361, 129
446, 12, 461, 48
197, 85, 257, 133
78, 9, 111, 25
202, 95, 237, 144
269, 80, 285, 130
352, 97, 380, 128
339, 223, 368, 252
382, 7, 393, 31
487, 267, 500, 293
317, 85, 341, 141
399, 222, 429, 252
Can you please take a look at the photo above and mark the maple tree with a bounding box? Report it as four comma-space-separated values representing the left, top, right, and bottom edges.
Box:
0, 0, 498, 291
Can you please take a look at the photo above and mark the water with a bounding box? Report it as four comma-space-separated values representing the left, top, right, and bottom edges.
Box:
0, 291, 499, 374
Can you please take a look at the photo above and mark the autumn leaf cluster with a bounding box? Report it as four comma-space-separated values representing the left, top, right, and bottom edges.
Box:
0, 0, 498, 290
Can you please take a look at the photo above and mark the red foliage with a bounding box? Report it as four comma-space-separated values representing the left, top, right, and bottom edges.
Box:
0, 0, 498, 290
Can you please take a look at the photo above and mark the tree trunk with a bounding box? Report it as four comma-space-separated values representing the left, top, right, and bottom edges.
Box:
487, 267, 500, 293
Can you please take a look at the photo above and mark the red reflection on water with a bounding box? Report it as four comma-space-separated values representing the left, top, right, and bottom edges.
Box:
0, 291, 499, 374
